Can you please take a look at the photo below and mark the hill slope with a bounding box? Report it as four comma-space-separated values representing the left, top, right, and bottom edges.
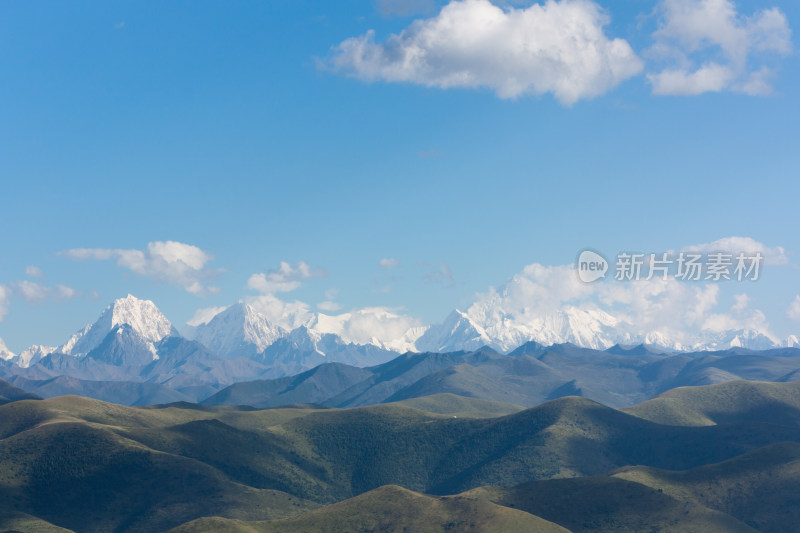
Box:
0, 378, 40, 405
614, 441, 800, 533
168, 485, 569, 533
3, 384, 800, 532
468, 477, 757, 533
624, 380, 800, 427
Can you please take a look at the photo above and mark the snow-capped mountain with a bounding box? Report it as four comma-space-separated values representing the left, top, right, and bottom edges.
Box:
784, 335, 800, 348
256, 325, 400, 378
190, 303, 287, 359
85, 324, 164, 366
306, 309, 426, 353
3, 293, 796, 394
0, 338, 15, 361
416, 306, 623, 353
57, 294, 178, 357
16, 345, 56, 368
699, 329, 780, 351
415, 306, 788, 354
415, 310, 493, 353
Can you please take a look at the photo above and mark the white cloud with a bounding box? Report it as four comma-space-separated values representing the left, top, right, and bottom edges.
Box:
247, 294, 313, 330
318, 301, 343, 312
325, 288, 340, 300
319, 288, 343, 310
788, 295, 800, 322
245, 261, 326, 329
379, 258, 401, 269
732, 293, 750, 312
649, 62, 735, 95
186, 306, 228, 327
0, 285, 10, 321
13, 280, 80, 304
648, 0, 792, 96
244, 261, 422, 346
63, 241, 220, 296
313, 307, 424, 351
328, 0, 643, 105
247, 261, 326, 294
462, 257, 778, 350
15, 280, 49, 303
0, 336, 13, 358
682, 236, 789, 266
25, 265, 44, 279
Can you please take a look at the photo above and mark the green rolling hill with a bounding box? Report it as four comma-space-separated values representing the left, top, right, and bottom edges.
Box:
2, 381, 800, 532
467, 477, 757, 533
624, 380, 800, 427
0, 378, 41, 405
168, 485, 570, 533
614, 441, 800, 533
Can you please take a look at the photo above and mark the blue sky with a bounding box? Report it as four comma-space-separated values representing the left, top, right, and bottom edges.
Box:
1, 0, 799, 352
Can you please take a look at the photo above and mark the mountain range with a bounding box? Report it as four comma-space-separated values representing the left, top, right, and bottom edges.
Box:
6, 294, 800, 361
3, 297, 800, 531
2, 294, 800, 407
3, 379, 800, 532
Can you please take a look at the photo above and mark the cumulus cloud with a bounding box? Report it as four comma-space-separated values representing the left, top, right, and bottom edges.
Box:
0, 285, 10, 321
462, 254, 778, 350
788, 295, 800, 322
379, 258, 401, 269
475, 263, 592, 317
62, 241, 220, 296
245, 261, 326, 329
247, 261, 326, 294
732, 293, 750, 312
244, 261, 422, 345
325, 289, 340, 300
247, 293, 313, 330
682, 236, 789, 266
12, 280, 79, 304
318, 301, 343, 312
0, 336, 12, 358
648, 0, 792, 95
327, 0, 643, 104
25, 265, 44, 279
14, 280, 49, 303
186, 306, 228, 327
313, 307, 424, 351
319, 288, 343, 310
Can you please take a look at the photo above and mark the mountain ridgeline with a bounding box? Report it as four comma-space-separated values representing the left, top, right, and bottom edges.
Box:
2, 380, 800, 531
2, 296, 800, 407
3, 296, 800, 531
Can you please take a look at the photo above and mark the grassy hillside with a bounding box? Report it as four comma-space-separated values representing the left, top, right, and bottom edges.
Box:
0, 378, 41, 405
624, 380, 800, 427
0, 511, 76, 532
168, 485, 570, 533
390, 393, 524, 417
10, 375, 193, 406
468, 477, 757, 532
0, 416, 317, 532
198, 346, 800, 411
203, 363, 373, 408
281, 395, 800, 496
3, 385, 800, 531
614, 441, 800, 532
0, 398, 322, 532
